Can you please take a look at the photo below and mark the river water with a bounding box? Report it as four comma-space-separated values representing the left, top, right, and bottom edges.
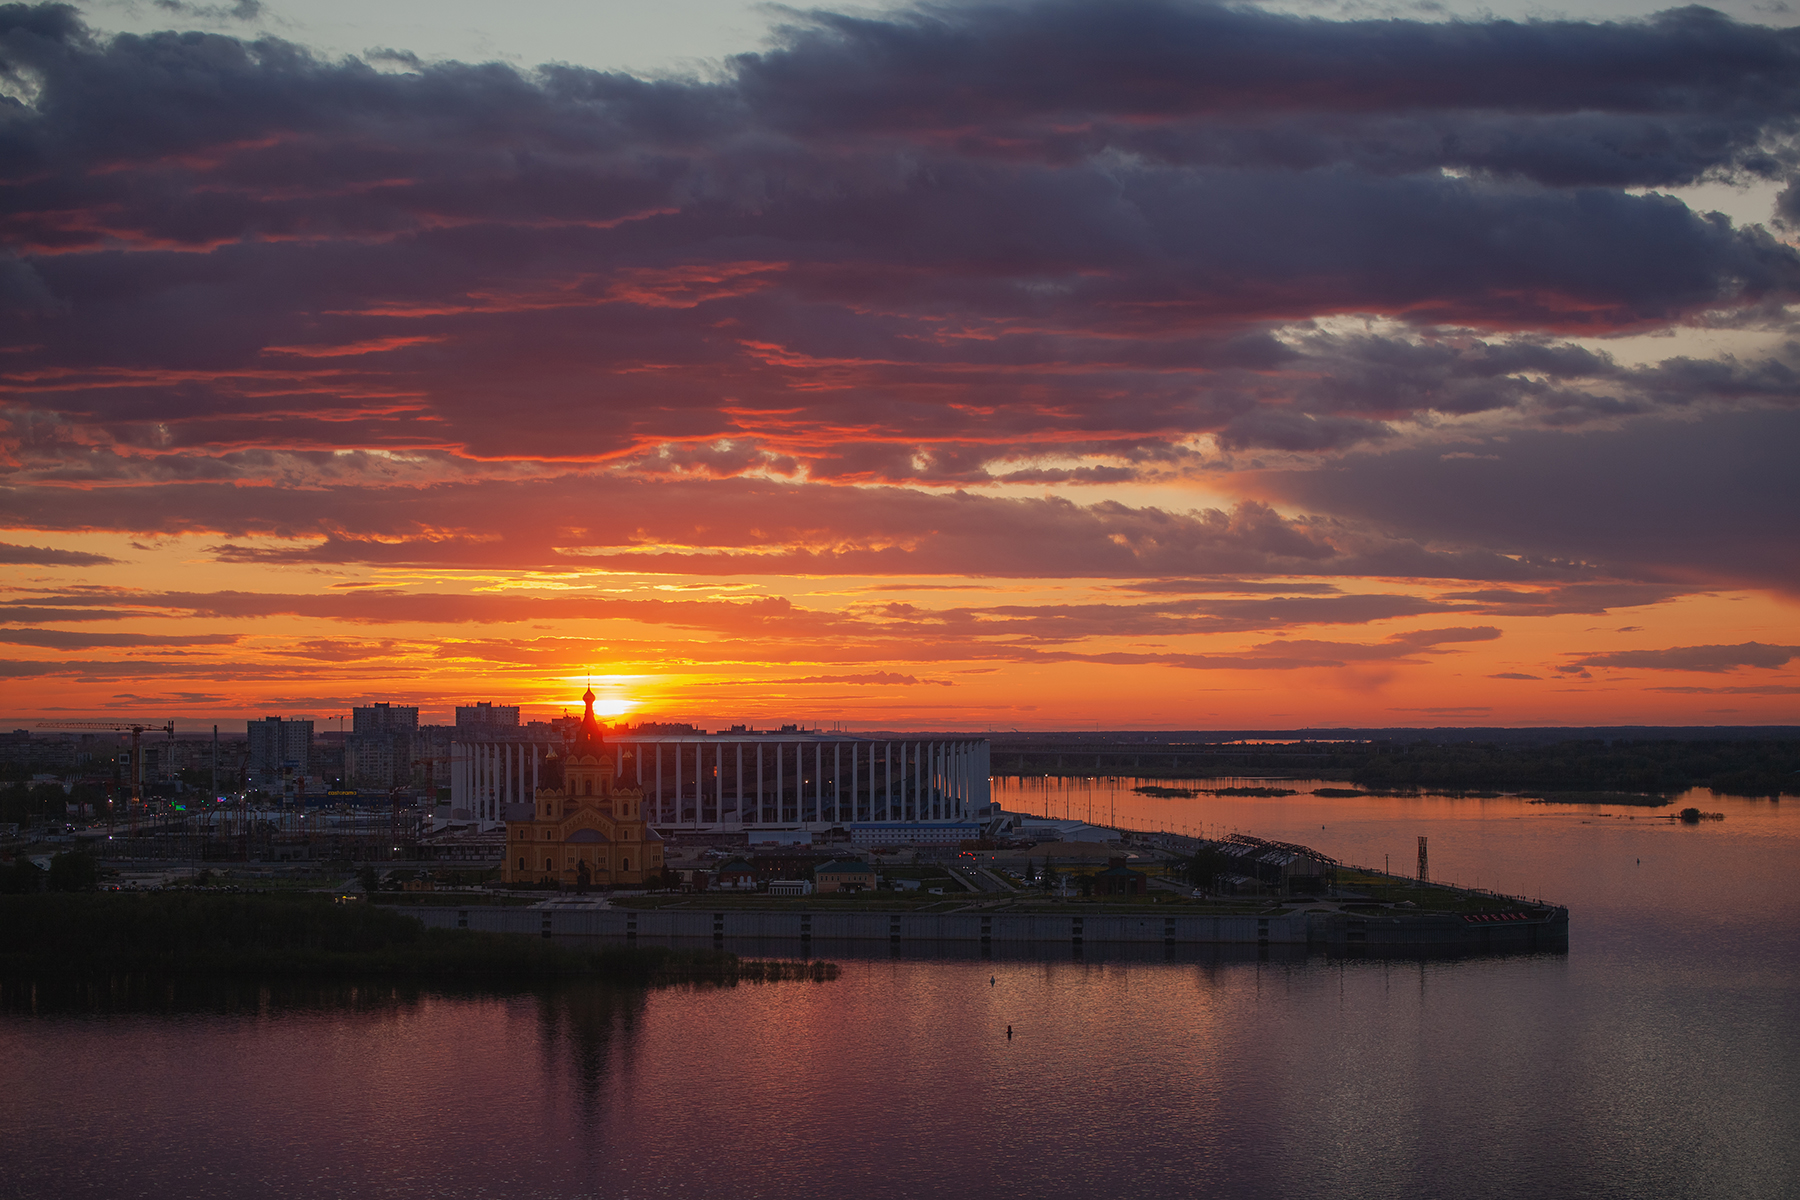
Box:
3, 780, 1795, 1199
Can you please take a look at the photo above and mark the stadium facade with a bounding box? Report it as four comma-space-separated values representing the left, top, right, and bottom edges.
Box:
452, 731, 990, 834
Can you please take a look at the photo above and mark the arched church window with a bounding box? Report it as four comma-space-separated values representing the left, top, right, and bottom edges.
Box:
517, 857, 524, 871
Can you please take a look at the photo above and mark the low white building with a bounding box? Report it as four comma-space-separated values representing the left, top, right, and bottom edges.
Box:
1011, 815, 1121, 842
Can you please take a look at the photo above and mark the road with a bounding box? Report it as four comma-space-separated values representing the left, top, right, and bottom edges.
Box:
949, 863, 1017, 893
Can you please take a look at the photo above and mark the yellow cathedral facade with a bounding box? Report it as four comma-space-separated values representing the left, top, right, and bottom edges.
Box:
500, 688, 663, 887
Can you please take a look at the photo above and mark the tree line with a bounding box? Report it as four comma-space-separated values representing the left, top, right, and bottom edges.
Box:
1346, 739, 1800, 796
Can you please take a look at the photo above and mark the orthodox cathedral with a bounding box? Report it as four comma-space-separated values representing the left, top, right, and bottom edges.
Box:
500, 688, 663, 887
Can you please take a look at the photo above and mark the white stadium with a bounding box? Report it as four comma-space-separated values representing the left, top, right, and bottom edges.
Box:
451, 732, 991, 835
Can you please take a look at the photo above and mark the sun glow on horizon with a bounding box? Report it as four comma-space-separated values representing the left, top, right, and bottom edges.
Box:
552, 675, 645, 720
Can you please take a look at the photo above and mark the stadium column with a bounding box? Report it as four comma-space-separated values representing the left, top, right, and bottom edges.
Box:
953, 742, 961, 817
931, 741, 939, 820
915, 741, 924, 823
956, 742, 964, 816
937, 742, 944, 820
946, 742, 955, 818
958, 742, 967, 815
938, 742, 946, 820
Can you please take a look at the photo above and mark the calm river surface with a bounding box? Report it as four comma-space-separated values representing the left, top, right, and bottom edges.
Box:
4, 781, 1796, 1199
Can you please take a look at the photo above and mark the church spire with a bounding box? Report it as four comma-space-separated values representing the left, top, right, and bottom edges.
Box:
573, 685, 605, 756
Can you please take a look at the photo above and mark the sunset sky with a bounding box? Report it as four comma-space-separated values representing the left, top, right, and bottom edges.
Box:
3, 0, 1798, 730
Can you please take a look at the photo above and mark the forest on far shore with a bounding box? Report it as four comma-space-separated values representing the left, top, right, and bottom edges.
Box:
1341, 738, 1798, 797
994, 737, 1800, 797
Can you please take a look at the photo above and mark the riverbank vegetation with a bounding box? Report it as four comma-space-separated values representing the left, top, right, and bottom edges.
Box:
1528, 792, 1671, 807
0, 894, 836, 984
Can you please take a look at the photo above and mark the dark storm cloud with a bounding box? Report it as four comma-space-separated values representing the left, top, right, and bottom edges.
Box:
740, 3, 1800, 185
0, 539, 115, 565
0, 628, 238, 647
0, 469, 1583, 582
1255, 407, 1800, 595
3, 1, 1800, 590
1568, 641, 1798, 670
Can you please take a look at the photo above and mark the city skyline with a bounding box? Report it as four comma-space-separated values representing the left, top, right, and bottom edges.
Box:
4, 0, 1799, 729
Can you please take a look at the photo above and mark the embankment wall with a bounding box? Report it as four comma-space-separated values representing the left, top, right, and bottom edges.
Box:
399, 904, 1567, 952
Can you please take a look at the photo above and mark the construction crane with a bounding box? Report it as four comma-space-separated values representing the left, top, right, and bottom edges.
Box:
35, 719, 174, 806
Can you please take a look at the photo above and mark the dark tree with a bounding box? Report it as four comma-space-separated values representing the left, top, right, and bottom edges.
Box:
0, 857, 45, 894
1187, 846, 1236, 890
47, 850, 98, 892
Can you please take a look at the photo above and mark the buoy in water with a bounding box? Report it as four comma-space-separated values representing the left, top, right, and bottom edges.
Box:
1006, 1025, 1013, 1040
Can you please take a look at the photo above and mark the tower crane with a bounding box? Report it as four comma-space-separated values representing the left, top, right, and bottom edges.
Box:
35, 719, 174, 806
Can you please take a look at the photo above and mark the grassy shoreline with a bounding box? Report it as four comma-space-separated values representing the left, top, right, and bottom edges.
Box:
0, 893, 836, 985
